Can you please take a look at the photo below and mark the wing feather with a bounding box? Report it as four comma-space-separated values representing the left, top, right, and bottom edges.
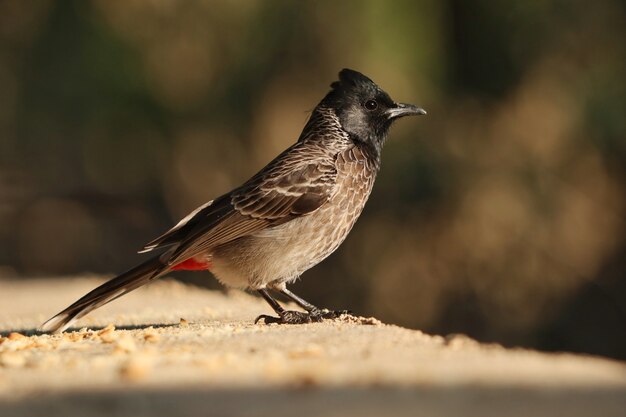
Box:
144, 141, 341, 266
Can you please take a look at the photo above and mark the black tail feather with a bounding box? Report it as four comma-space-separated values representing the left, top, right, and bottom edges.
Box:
40, 256, 166, 333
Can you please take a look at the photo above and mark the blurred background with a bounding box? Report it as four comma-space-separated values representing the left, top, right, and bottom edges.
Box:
0, 0, 624, 359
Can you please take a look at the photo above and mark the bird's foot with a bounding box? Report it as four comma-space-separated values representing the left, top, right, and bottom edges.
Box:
309, 308, 351, 321
255, 310, 311, 324
255, 308, 350, 325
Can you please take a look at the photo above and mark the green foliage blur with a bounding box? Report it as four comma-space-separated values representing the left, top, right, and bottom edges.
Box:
0, 0, 624, 359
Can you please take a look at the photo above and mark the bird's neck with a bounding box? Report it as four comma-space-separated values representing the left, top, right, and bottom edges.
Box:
354, 139, 382, 170
299, 106, 382, 167
298, 106, 348, 143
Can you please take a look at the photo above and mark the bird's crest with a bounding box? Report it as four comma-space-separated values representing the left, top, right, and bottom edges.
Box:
331, 68, 376, 92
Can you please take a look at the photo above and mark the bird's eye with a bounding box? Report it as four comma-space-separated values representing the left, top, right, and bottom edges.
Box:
364, 100, 378, 111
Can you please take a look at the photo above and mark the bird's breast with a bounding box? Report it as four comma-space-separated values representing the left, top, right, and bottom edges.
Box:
210, 146, 377, 289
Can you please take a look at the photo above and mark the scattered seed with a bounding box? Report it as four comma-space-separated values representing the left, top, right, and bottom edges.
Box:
143, 331, 160, 343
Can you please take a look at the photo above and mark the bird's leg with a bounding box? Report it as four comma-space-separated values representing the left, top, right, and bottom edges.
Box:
255, 288, 350, 325
257, 288, 285, 315
255, 289, 312, 325
278, 288, 317, 311
280, 288, 350, 320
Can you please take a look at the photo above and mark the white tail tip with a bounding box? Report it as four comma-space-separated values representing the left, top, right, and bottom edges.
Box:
39, 313, 74, 334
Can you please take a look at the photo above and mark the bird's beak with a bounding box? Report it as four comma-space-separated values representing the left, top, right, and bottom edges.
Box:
386, 103, 427, 120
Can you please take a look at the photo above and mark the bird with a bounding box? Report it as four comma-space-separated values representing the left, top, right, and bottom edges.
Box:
40, 68, 426, 333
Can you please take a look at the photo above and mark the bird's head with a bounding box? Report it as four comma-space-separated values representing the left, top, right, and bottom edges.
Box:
321, 68, 426, 148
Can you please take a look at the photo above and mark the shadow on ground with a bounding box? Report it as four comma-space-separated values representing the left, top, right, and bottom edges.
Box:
3, 387, 626, 417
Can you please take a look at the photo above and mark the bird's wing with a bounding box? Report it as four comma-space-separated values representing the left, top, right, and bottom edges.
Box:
138, 197, 227, 253
141, 142, 339, 266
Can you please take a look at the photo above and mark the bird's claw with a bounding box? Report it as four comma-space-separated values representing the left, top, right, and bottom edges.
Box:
255, 309, 350, 325
309, 308, 351, 321
255, 310, 311, 324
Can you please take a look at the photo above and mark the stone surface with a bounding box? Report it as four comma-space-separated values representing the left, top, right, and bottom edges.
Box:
0, 277, 625, 417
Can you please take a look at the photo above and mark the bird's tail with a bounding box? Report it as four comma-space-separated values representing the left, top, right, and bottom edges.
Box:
39, 256, 167, 333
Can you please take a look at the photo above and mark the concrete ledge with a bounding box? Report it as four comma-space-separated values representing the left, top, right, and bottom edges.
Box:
1, 277, 625, 416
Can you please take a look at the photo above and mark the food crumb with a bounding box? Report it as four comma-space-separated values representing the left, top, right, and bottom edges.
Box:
143, 330, 160, 343
64, 332, 86, 342
98, 324, 115, 336
179, 318, 189, 328
96, 324, 117, 343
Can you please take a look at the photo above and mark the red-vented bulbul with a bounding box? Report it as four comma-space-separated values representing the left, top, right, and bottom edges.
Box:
41, 68, 426, 333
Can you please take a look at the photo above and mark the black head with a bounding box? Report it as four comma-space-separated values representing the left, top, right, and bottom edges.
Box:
321, 68, 425, 147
